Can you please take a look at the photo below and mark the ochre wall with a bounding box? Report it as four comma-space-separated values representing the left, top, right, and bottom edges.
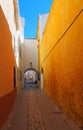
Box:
0, 88, 17, 128
40, 0, 83, 126
0, 7, 17, 128
0, 7, 16, 96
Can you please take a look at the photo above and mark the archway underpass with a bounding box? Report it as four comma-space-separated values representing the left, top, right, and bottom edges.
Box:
24, 68, 40, 87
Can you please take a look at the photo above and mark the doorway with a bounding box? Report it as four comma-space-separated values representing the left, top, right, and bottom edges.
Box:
14, 66, 16, 88
41, 68, 44, 90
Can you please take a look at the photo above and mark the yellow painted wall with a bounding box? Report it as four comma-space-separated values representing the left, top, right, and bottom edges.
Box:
40, 0, 83, 126
0, 7, 16, 97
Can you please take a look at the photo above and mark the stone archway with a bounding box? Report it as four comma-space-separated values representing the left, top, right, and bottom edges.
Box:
24, 68, 40, 87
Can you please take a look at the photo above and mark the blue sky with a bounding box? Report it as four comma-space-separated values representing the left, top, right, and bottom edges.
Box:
18, 0, 53, 38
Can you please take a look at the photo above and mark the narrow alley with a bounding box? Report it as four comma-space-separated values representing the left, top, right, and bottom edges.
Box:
0, 0, 83, 130
1, 87, 82, 130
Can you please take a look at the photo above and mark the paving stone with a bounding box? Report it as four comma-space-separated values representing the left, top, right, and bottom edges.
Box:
27, 92, 46, 130
1, 87, 83, 130
66, 119, 82, 130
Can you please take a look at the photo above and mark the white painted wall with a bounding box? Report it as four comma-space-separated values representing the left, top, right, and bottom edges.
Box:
0, 1, 25, 89
19, 17, 25, 43
0, 0, 16, 37
24, 39, 38, 71
39, 13, 49, 42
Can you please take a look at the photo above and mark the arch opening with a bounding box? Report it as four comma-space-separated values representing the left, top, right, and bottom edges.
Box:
24, 68, 40, 87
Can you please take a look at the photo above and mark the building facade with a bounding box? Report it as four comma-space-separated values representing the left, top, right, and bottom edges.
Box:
38, 0, 83, 127
38, 13, 49, 42
24, 38, 38, 71
37, 13, 49, 89
23, 38, 38, 86
0, 0, 24, 128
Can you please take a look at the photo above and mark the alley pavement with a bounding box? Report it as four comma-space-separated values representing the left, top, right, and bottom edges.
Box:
1, 87, 83, 130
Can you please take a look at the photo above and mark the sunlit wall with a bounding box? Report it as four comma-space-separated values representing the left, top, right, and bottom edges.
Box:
0, 7, 17, 128
39, 0, 83, 126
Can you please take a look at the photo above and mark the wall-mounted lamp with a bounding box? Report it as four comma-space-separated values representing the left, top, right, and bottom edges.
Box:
30, 62, 32, 68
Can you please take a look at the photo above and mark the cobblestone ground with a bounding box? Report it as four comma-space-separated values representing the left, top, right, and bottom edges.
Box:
27, 91, 46, 130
